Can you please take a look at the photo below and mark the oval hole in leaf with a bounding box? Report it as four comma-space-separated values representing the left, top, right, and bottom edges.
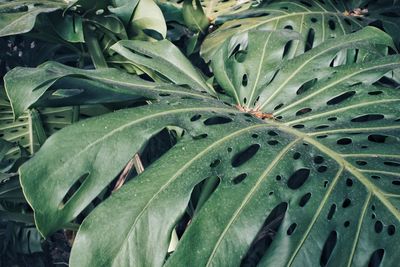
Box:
287, 168, 310, 189
204, 116, 233, 125
241, 202, 288, 266
287, 223, 297, 235
232, 173, 247, 184
190, 114, 202, 121
59, 172, 90, 209
142, 29, 164, 40
368, 249, 385, 267
327, 204, 336, 220
320, 231, 337, 267
327, 91, 355, 105
305, 28, 315, 52
231, 144, 261, 167
368, 134, 388, 143
351, 114, 384, 123
299, 192, 311, 207
328, 20, 336, 31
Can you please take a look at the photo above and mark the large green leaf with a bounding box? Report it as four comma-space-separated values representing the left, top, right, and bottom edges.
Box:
0, 0, 66, 37
12, 27, 400, 267
211, 26, 394, 107
4, 61, 210, 119
201, 0, 369, 61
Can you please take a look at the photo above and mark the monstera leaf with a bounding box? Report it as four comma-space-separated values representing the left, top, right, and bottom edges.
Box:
0, 0, 66, 37
7, 24, 400, 267
210, 26, 394, 108
201, 0, 374, 61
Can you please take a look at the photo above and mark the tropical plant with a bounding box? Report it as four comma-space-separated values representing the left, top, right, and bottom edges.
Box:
1, 0, 400, 266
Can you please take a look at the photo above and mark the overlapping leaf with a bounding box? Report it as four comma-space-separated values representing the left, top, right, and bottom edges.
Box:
110, 39, 216, 95
201, 0, 368, 61
4, 61, 211, 119
211, 26, 394, 108
0, 0, 66, 37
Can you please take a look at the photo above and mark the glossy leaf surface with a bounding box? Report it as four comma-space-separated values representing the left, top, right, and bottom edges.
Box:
11, 27, 400, 267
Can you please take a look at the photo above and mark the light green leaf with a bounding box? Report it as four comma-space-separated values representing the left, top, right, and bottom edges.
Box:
211, 26, 395, 108
0, 1, 65, 37
128, 0, 167, 40
183, 0, 209, 34
111, 39, 217, 95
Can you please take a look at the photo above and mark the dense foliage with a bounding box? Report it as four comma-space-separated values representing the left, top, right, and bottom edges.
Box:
1, 0, 400, 266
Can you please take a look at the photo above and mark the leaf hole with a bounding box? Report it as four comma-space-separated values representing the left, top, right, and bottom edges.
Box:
315, 125, 329, 129
293, 152, 301, 160
192, 133, 208, 140
337, 138, 352, 145
328, 20, 336, 30
384, 161, 400, 167
313, 156, 324, 164
368, 91, 383, 95
305, 28, 315, 52
241, 202, 288, 266
210, 159, 221, 168
368, 249, 384, 267
242, 74, 248, 87
293, 124, 305, 129
296, 108, 312, 116
320, 231, 337, 267
327, 91, 356, 105
297, 78, 317, 95
368, 134, 387, 143
318, 166, 328, 173
346, 178, 353, 187
59, 172, 90, 209
190, 114, 202, 121
351, 114, 384, 123
232, 173, 248, 184
388, 225, 396, 236
268, 130, 278, 136
231, 144, 261, 167
287, 223, 297, 235
299, 192, 311, 207
204, 116, 233, 125
342, 198, 351, 208
327, 204, 336, 220
391, 180, 400, 185
287, 168, 310, 189
274, 103, 284, 111
267, 140, 279, 146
